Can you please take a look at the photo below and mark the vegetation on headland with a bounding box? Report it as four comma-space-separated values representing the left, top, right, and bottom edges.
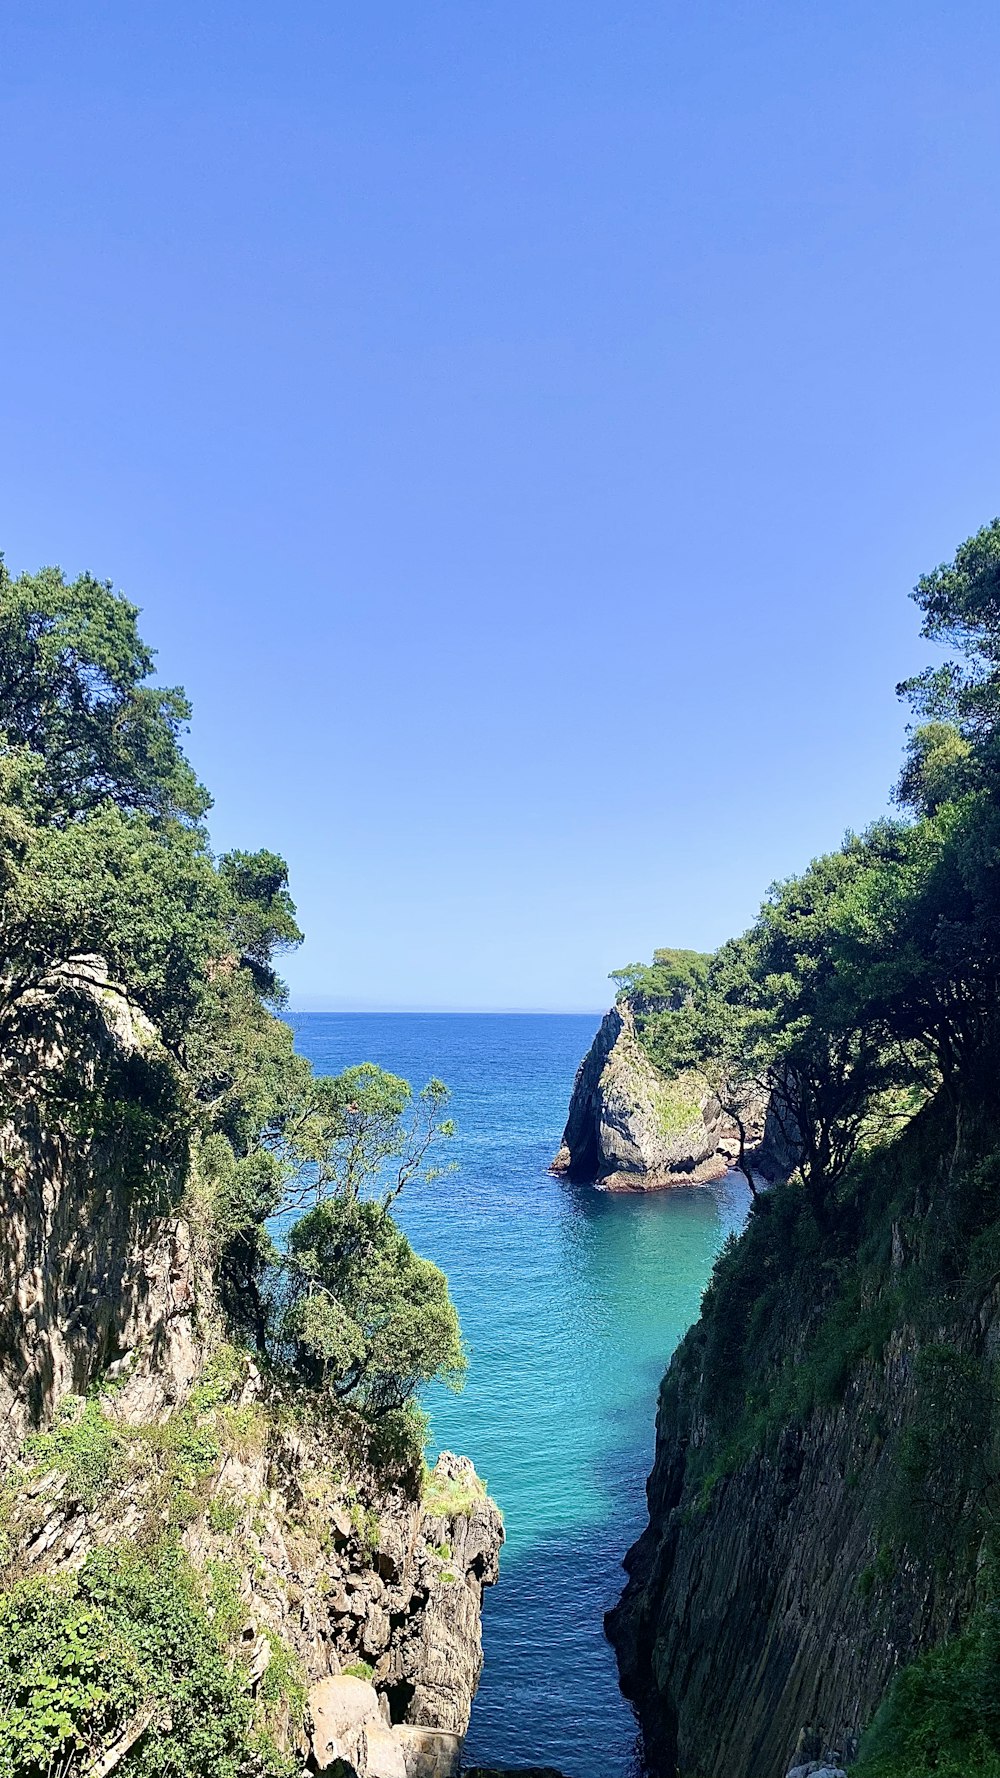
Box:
0, 558, 467, 1775
618, 520, 1000, 1775
610, 949, 711, 1079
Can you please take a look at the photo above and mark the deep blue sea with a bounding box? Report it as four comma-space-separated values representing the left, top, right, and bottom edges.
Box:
289, 1013, 749, 1778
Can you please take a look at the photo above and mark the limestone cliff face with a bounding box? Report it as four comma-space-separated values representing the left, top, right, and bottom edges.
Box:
0, 954, 205, 1455
606, 1305, 985, 1778
552, 1003, 727, 1189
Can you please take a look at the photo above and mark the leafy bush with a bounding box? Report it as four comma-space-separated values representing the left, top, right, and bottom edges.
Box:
23, 1350, 266, 1533
342, 1661, 374, 1682
852, 1608, 1000, 1777
0, 1545, 295, 1778
23, 1395, 126, 1507
421, 1463, 487, 1520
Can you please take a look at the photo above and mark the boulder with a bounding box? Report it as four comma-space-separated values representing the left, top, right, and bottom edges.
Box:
552, 1002, 725, 1189
308, 1674, 383, 1771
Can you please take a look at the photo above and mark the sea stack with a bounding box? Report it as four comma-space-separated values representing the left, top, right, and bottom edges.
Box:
552, 1000, 728, 1189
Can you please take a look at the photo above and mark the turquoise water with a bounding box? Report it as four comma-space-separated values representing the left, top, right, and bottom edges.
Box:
289, 1013, 749, 1778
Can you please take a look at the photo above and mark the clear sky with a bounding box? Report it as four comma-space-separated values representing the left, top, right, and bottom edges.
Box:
2, 3, 1000, 1010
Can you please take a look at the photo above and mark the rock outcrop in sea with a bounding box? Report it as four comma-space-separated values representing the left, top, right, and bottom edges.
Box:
552, 1001, 730, 1189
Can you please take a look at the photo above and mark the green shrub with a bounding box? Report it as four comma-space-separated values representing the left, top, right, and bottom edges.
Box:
349, 1503, 380, 1559
24, 1395, 126, 1507
421, 1463, 486, 1519
257, 1631, 307, 1723
207, 1495, 243, 1535
21, 1353, 266, 1539
852, 1608, 1000, 1777
0, 1544, 296, 1778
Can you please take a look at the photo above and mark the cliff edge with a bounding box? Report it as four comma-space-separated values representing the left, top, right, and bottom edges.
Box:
0, 952, 205, 1453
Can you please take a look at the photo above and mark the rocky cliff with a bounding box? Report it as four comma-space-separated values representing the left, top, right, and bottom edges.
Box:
8, 1401, 502, 1777
0, 954, 206, 1454
607, 1337, 963, 1777
606, 1097, 999, 1778
552, 1002, 729, 1189
0, 958, 503, 1778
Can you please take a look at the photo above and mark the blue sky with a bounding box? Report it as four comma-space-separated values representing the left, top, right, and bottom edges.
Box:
3, 3, 1000, 1009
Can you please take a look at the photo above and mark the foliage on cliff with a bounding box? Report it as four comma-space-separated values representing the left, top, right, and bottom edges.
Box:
851, 1603, 1000, 1778
0, 556, 463, 1438
623, 523, 1000, 1220
0, 560, 468, 1773
609, 949, 710, 1077
0, 1545, 296, 1778
619, 520, 1000, 1775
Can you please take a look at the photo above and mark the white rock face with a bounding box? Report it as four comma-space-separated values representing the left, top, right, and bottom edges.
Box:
307, 1677, 463, 1777
363, 1723, 409, 1778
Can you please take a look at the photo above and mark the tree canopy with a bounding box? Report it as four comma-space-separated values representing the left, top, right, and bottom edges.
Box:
619, 518, 1000, 1218
0, 560, 209, 825
0, 557, 465, 1460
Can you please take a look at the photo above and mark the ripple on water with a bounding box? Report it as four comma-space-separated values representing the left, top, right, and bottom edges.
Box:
290, 1012, 749, 1778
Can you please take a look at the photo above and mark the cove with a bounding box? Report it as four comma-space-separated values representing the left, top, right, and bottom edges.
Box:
290, 1012, 749, 1778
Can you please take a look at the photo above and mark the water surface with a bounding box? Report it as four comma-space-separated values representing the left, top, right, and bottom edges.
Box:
290, 1012, 749, 1778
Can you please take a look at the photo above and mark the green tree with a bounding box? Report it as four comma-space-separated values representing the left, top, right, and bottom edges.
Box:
217, 851, 302, 1004
281, 1196, 465, 1417
281, 1065, 454, 1209
0, 561, 209, 825
275, 1067, 464, 1424
898, 516, 1000, 753
895, 721, 975, 816
703, 845, 912, 1217
610, 948, 710, 1076
0, 801, 223, 1046
0, 1547, 291, 1778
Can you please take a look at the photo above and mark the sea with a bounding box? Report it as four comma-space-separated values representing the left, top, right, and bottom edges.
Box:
289, 1012, 750, 1778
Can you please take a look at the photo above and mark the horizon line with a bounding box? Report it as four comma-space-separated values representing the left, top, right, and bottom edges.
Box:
286, 1002, 608, 1017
